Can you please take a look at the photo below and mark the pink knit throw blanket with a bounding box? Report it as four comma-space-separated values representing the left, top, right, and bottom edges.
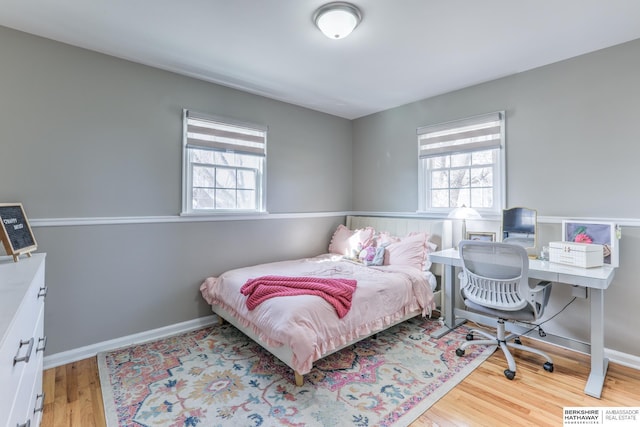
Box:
240, 275, 357, 318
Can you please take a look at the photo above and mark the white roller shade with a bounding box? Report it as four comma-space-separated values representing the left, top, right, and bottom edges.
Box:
418, 112, 503, 158
185, 110, 267, 156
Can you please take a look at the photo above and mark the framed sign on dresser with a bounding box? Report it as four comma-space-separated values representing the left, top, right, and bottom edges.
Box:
0, 253, 47, 427
0, 203, 38, 263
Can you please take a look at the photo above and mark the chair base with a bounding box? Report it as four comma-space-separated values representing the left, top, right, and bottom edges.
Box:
456, 319, 554, 380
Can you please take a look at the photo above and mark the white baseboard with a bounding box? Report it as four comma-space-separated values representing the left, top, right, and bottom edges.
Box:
606, 348, 640, 370
43, 315, 218, 369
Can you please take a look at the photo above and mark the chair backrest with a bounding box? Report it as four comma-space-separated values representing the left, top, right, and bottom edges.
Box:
459, 240, 531, 312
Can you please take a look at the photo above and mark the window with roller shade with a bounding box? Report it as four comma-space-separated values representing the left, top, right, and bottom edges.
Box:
182, 110, 267, 214
417, 112, 505, 215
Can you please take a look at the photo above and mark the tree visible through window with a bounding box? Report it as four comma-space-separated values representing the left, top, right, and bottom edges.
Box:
418, 112, 504, 214
183, 110, 266, 213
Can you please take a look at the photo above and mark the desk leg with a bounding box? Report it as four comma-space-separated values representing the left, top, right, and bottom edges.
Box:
431, 264, 466, 338
584, 288, 608, 398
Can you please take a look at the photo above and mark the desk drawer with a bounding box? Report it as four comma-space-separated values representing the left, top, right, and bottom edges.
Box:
557, 274, 609, 290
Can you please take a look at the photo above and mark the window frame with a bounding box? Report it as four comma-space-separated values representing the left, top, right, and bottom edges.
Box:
181, 109, 267, 215
417, 111, 505, 216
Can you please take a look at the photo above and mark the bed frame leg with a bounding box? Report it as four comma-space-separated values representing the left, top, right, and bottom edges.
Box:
217, 315, 225, 326
294, 371, 304, 386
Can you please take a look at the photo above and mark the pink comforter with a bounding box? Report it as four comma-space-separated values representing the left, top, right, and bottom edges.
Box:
200, 254, 435, 375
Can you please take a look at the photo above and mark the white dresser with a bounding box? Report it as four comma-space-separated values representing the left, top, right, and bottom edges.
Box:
0, 253, 46, 427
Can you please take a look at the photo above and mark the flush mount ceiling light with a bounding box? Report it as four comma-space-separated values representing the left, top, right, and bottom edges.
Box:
313, 2, 362, 40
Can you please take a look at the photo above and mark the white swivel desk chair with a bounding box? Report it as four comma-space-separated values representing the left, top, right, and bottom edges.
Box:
455, 240, 554, 380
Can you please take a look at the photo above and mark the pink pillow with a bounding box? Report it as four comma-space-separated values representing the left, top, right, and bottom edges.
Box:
383, 232, 429, 270
375, 231, 400, 247
328, 224, 375, 256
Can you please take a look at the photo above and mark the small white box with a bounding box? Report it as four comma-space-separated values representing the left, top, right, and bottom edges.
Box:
549, 241, 604, 268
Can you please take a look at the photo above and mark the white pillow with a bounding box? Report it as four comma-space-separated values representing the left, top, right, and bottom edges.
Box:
328, 224, 375, 257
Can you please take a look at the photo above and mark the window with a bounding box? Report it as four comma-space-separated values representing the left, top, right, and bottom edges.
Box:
182, 110, 267, 214
418, 112, 505, 214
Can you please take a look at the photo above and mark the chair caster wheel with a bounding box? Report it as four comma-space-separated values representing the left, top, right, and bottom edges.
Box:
543, 362, 554, 372
456, 348, 465, 357
466, 333, 474, 341
504, 369, 516, 380
514, 337, 522, 345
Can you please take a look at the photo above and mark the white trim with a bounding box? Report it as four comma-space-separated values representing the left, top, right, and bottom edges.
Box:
28, 211, 640, 228
43, 315, 217, 369
353, 211, 640, 227
605, 348, 640, 370
30, 211, 351, 227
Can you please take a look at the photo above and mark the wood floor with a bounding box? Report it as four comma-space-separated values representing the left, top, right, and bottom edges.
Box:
41, 332, 640, 427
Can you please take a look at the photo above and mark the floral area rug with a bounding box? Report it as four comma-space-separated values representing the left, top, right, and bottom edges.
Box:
97, 317, 493, 427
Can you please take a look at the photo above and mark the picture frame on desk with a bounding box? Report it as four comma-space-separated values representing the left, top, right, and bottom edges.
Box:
466, 231, 495, 242
562, 220, 620, 267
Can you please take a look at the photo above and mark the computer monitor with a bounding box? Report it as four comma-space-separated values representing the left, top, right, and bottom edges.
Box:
502, 207, 536, 249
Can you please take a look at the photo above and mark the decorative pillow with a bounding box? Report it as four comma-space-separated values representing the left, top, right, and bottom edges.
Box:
358, 245, 385, 266
328, 224, 375, 256
383, 232, 429, 270
374, 231, 400, 247
358, 245, 376, 263
370, 246, 386, 266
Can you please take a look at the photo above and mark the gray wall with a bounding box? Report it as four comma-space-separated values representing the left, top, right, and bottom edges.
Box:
0, 26, 351, 354
352, 39, 640, 357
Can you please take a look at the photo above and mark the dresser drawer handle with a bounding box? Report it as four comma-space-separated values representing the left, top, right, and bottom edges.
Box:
38, 285, 48, 299
17, 419, 31, 427
36, 336, 47, 353
13, 338, 34, 365
34, 392, 45, 413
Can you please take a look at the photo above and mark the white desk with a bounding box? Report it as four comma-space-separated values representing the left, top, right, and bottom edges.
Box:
430, 247, 616, 399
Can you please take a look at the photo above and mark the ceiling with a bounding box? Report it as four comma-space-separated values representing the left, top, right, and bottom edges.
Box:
2, 0, 640, 119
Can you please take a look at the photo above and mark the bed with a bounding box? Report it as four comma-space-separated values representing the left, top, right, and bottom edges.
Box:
199, 215, 452, 385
